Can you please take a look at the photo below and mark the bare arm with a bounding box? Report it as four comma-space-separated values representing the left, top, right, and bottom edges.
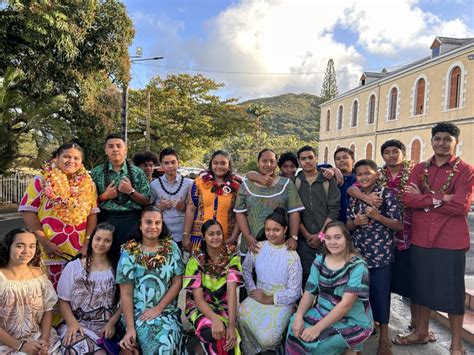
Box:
119, 284, 135, 332
85, 213, 97, 237
288, 211, 300, 237
227, 282, 238, 328
182, 185, 196, 252
39, 310, 53, 343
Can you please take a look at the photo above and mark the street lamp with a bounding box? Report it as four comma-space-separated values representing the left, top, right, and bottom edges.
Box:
121, 55, 164, 142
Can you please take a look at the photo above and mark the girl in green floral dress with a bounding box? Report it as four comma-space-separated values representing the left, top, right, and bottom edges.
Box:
116, 206, 185, 354
184, 220, 242, 355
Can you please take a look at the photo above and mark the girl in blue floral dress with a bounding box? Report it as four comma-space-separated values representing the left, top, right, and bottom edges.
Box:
116, 206, 185, 354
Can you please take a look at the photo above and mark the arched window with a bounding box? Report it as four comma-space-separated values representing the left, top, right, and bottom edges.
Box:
411, 139, 421, 163
337, 106, 343, 129
368, 95, 375, 124
326, 110, 331, 131
351, 100, 358, 127
414, 78, 425, 115
323, 146, 329, 164
449, 66, 461, 109
389, 87, 398, 120
366, 142, 373, 159
349, 143, 355, 154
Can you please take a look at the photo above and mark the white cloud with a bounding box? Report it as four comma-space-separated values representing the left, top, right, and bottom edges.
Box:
133, 0, 473, 100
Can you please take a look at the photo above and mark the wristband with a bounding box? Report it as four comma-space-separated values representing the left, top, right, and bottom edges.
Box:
17, 340, 26, 352
129, 189, 136, 196
291, 235, 298, 241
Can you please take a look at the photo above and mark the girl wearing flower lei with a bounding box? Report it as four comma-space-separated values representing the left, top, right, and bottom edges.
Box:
117, 206, 185, 354
184, 219, 243, 354
183, 150, 242, 252
19, 143, 99, 289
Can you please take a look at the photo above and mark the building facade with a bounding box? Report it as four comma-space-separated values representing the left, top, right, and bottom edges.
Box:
319, 37, 474, 166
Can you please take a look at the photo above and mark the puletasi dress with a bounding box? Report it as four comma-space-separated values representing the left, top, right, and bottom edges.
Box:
0, 271, 61, 354
57, 259, 117, 353
233, 177, 304, 254
183, 247, 243, 355
189, 174, 241, 245
285, 255, 373, 355
116, 239, 185, 354
239, 241, 302, 354
19, 174, 99, 288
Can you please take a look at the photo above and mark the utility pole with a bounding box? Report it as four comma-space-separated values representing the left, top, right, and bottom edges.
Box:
146, 90, 151, 151
121, 52, 163, 143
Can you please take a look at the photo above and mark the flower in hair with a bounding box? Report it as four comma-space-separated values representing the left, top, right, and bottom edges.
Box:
318, 231, 325, 242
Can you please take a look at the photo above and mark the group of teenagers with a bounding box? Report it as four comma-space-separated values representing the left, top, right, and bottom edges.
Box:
0, 121, 472, 355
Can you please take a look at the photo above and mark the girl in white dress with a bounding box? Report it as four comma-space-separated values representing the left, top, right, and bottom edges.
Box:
0, 228, 60, 354
239, 207, 303, 354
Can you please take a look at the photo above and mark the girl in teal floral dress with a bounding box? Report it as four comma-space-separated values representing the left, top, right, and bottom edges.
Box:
286, 221, 373, 355
116, 206, 185, 354
184, 220, 242, 355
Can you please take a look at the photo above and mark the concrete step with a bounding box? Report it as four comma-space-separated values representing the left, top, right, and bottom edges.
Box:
431, 309, 474, 345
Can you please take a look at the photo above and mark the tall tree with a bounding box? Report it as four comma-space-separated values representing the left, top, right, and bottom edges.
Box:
320, 59, 338, 102
0, 0, 134, 169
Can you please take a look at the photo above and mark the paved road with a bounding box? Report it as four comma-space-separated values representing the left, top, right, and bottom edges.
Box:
1, 211, 474, 353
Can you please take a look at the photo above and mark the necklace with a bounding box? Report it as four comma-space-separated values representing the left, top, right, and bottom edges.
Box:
201, 172, 241, 196
157, 175, 184, 196
378, 160, 412, 214
42, 160, 94, 225
195, 245, 236, 277
122, 238, 173, 270
421, 157, 460, 194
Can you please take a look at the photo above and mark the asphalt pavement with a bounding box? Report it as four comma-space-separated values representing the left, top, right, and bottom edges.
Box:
1, 208, 474, 353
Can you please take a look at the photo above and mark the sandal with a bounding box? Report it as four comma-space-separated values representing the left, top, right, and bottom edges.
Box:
450, 347, 467, 355
392, 333, 429, 346
407, 326, 437, 342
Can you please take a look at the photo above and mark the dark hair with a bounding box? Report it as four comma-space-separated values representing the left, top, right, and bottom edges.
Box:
52, 142, 85, 160
354, 159, 378, 173
133, 151, 159, 166
322, 221, 358, 258
296, 145, 316, 159
200, 220, 224, 257
334, 147, 354, 161
257, 148, 277, 161
130, 206, 171, 243
105, 133, 125, 143
0, 228, 42, 268
159, 148, 178, 163
278, 152, 299, 169
256, 207, 288, 241
380, 139, 406, 156
432, 121, 460, 140
208, 150, 234, 182
84, 222, 116, 283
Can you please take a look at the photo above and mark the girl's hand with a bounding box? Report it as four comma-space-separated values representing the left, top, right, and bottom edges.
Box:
21, 340, 46, 354
249, 289, 273, 304
139, 306, 161, 322
119, 329, 137, 351
63, 320, 83, 345
224, 326, 237, 351
211, 317, 225, 340
300, 325, 320, 342
292, 315, 305, 338
102, 320, 116, 339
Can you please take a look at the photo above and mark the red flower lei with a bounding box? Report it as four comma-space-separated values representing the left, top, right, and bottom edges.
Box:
194, 245, 236, 277
201, 172, 241, 196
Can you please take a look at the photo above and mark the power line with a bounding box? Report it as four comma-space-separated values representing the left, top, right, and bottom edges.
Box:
134, 62, 406, 76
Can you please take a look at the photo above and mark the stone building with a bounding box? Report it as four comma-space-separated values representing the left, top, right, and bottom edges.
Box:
318, 36, 474, 166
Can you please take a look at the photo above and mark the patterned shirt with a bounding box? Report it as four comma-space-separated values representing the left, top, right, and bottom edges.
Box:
91, 161, 151, 212
347, 184, 400, 269
150, 174, 193, 243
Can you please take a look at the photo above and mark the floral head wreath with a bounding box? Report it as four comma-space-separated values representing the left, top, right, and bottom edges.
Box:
318, 231, 326, 242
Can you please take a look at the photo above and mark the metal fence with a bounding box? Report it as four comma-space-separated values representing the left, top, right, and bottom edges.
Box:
0, 173, 33, 205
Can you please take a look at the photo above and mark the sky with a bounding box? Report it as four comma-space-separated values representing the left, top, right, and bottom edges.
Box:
123, 0, 473, 101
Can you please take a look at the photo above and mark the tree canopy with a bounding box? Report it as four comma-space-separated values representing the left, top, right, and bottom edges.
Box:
0, 0, 134, 171
320, 59, 338, 102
